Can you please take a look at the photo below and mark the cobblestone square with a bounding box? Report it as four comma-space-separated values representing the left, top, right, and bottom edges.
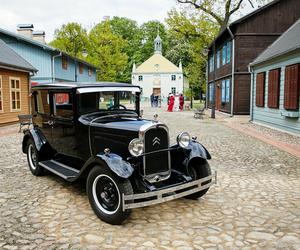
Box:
0, 107, 299, 249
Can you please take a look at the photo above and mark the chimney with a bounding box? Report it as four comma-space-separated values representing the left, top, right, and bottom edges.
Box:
32, 31, 46, 43
17, 24, 34, 38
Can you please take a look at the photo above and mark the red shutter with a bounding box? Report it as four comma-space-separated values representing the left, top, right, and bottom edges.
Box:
284, 64, 300, 110
256, 72, 265, 107
268, 69, 280, 108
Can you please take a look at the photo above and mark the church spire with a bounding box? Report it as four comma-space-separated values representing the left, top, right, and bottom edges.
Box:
154, 27, 162, 54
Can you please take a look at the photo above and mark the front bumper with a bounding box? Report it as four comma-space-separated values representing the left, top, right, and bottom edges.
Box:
122, 171, 217, 210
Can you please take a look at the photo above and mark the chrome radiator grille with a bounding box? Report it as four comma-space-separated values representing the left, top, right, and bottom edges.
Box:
143, 126, 170, 179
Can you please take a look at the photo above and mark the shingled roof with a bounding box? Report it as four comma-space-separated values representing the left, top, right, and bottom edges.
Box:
250, 18, 300, 67
0, 39, 37, 72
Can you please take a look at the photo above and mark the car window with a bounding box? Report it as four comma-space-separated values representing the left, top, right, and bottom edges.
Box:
53, 92, 73, 119
35, 90, 51, 115
79, 91, 137, 114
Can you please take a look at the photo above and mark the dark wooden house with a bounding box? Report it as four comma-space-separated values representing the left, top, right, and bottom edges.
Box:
206, 0, 300, 115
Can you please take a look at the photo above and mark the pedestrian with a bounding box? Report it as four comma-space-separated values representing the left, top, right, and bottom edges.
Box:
167, 94, 174, 112
150, 93, 154, 107
179, 93, 184, 111
167, 93, 171, 105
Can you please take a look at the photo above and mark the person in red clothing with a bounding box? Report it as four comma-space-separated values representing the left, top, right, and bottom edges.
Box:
167, 94, 174, 112
179, 94, 184, 111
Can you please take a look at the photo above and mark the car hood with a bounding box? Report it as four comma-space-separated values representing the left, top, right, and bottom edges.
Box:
96, 118, 151, 132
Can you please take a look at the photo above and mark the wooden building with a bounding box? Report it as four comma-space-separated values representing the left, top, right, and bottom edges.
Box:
0, 39, 37, 125
0, 24, 97, 85
207, 0, 300, 115
249, 18, 300, 135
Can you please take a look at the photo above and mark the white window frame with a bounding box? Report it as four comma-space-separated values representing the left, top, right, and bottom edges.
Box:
0, 76, 3, 112
171, 87, 176, 94
9, 77, 21, 112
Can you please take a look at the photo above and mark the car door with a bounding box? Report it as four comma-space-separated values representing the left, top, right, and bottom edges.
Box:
33, 89, 53, 142
50, 91, 78, 158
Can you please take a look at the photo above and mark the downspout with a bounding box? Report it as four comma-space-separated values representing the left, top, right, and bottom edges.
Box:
205, 58, 208, 109
52, 52, 62, 82
248, 64, 254, 122
227, 27, 235, 117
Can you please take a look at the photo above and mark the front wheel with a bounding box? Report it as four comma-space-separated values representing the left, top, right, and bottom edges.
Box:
26, 139, 44, 176
185, 160, 211, 199
86, 165, 133, 225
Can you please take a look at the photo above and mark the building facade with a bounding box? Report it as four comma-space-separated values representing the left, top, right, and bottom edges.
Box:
0, 24, 97, 85
207, 0, 300, 115
249, 19, 300, 135
132, 34, 184, 100
0, 39, 37, 125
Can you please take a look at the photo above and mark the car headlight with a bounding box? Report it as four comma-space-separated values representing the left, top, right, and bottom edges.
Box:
177, 132, 190, 148
128, 138, 144, 156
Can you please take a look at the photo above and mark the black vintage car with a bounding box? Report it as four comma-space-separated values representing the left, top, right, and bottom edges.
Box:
22, 82, 216, 225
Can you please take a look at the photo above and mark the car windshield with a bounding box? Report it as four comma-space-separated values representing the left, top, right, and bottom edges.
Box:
79, 91, 137, 115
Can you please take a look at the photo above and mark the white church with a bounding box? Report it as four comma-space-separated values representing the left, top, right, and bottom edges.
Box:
131, 33, 184, 100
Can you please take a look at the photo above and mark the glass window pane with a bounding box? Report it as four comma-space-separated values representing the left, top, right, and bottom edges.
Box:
12, 101, 16, 109
11, 80, 15, 89
16, 92, 20, 100
12, 92, 15, 100
16, 80, 20, 89
17, 101, 20, 109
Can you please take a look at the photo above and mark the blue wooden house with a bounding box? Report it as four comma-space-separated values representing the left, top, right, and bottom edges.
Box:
249, 18, 300, 135
0, 24, 97, 85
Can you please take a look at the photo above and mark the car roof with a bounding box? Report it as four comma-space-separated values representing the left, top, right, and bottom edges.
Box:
32, 81, 140, 91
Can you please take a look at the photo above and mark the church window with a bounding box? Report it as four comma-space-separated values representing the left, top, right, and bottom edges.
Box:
138, 75, 143, 81
171, 75, 176, 81
171, 87, 176, 94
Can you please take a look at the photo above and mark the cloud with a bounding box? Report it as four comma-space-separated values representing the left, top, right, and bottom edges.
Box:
0, 0, 176, 42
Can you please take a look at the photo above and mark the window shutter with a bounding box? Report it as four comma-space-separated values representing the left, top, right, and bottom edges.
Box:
256, 72, 265, 107
284, 64, 300, 110
268, 69, 280, 108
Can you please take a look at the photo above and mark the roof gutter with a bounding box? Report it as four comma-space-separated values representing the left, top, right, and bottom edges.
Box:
248, 64, 254, 122
227, 26, 235, 117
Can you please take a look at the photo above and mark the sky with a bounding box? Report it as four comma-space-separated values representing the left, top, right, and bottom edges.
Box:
0, 0, 259, 42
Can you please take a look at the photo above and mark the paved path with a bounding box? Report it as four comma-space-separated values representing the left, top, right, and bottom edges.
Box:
0, 107, 300, 249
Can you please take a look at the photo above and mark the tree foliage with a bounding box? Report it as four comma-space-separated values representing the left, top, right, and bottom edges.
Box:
166, 9, 218, 97
87, 21, 128, 82
177, 0, 270, 31
49, 22, 88, 59
50, 0, 263, 95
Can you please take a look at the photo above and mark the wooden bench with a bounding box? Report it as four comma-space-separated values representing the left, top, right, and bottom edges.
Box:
18, 114, 32, 132
194, 106, 205, 119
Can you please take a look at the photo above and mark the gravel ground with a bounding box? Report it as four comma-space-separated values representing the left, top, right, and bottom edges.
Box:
0, 106, 300, 249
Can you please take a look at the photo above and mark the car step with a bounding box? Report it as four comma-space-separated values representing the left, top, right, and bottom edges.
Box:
39, 160, 80, 181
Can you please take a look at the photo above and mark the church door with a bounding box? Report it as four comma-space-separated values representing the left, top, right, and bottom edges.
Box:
153, 88, 161, 96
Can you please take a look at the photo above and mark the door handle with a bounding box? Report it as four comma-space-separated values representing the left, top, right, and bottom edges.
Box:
43, 120, 54, 126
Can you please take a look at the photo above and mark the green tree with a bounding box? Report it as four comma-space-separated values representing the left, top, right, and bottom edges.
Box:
109, 17, 140, 82
135, 21, 169, 63
50, 22, 88, 58
88, 21, 128, 82
177, 0, 270, 31
166, 9, 218, 97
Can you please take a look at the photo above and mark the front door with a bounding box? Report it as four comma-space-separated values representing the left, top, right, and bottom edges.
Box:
153, 88, 161, 96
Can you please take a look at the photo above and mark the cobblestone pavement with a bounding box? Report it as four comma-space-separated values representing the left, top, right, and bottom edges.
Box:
0, 106, 300, 249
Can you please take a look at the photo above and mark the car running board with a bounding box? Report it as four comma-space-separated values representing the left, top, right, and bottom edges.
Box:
39, 160, 80, 181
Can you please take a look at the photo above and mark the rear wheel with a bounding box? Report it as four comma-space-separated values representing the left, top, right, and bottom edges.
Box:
26, 139, 44, 176
86, 165, 133, 225
185, 160, 211, 199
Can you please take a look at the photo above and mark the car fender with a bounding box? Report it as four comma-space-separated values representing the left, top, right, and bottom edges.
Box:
22, 128, 46, 153
183, 141, 211, 167
96, 153, 134, 178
